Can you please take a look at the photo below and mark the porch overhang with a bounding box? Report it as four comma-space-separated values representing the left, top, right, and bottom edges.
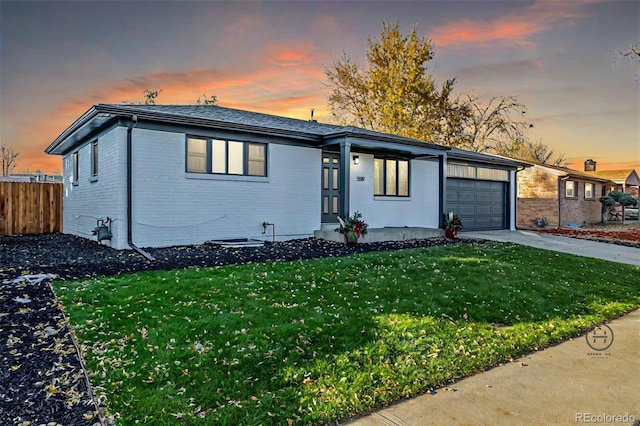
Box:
321, 131, 449, 158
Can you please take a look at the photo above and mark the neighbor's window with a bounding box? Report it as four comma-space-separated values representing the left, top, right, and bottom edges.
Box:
584, 183, 595, 199
186, 136, 267, 177
91, 140, 98, 178
565, 181, 577, 198
374, 157, 409, 196
72, 151, 79, 185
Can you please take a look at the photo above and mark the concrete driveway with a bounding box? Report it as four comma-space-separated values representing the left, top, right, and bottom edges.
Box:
463, 230, 640, 266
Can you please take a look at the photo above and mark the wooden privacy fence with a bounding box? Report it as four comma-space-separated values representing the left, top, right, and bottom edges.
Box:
0, 182, 63, 236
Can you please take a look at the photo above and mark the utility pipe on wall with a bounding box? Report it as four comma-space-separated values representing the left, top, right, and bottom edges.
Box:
262, 222, 275, 242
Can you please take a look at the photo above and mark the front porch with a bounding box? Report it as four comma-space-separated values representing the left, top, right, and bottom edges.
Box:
314, 225, 444, 243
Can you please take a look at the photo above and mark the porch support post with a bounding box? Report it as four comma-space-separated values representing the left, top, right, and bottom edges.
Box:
439, 152, 447, 228
339, 138, 351, 220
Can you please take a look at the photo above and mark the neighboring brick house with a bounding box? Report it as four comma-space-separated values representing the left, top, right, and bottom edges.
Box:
582, 160, 639, 200
517, 163, 615, 228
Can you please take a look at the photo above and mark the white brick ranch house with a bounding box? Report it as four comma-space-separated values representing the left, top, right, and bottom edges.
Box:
45, 104, 528, 250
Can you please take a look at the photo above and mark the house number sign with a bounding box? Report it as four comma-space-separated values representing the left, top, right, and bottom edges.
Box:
357, 176, 365, 182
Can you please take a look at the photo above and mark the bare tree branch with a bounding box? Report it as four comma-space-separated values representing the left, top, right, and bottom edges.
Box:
1, 142, 20, 176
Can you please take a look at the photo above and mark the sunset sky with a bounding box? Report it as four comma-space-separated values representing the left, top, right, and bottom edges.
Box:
1, 0, 638, 174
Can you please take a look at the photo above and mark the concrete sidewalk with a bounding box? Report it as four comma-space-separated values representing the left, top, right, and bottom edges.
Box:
347, 310, 640, 426
464, 230, 640, 266
346, 230, 640, 425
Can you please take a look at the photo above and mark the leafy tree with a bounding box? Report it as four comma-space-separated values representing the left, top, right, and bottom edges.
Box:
122, 89, 162, 105
324, 21, 562, 164
1, 142, 19, 176
196, 93, 218, 106
325, 22, 465, 142
600, 190, 637, 223
124, 89, 219, 106
143, 89, 161, 105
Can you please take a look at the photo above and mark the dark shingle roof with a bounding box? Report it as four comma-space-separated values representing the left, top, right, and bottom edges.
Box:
113, 104, 341, 136
46, 103, 454, 155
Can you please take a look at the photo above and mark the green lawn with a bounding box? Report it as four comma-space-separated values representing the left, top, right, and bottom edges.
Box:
54, 242, 640, 425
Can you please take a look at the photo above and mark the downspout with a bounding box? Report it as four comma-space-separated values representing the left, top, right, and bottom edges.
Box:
127, 115, 155, 261
558, 176, 570, 229
439, 153, 447, 229
513, 166, 526, 230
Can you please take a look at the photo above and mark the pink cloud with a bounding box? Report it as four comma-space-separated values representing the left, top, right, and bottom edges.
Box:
431, 0, 596, 49
263, 41, 325, 68
24, 60, 329, 173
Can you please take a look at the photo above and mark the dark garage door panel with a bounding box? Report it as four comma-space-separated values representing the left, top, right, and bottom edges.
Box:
447, 179, 507, 231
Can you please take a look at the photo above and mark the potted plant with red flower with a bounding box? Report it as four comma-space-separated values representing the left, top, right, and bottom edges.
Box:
337, 211, 369, 245
444, 212, 463, 238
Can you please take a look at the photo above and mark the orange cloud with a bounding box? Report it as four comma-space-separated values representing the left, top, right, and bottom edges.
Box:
16, 56, 330, 173
265, 42, 319, 67
431, 0, 595, 48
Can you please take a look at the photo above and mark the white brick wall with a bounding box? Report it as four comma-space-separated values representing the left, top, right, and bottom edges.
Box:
129, 128, 321, 248
61, 127, 447, 249
349, 153, 440, 229
62, 127, 127, 248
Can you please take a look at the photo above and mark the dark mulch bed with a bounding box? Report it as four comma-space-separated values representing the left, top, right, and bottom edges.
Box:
1, 275, 101, 425
0, 233, 474, 425
0, 233, 474, 282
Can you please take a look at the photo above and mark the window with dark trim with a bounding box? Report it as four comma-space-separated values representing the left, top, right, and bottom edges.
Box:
186, 136, 267, 177
565, 180, 577, 198
186, 138, 207, 173
584, 183, 595, 199
374, 158, 409, 196
72, 151, 79, 185
91, 140, 98, 178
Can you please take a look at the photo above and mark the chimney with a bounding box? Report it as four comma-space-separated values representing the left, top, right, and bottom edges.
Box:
584, 159, 596, 172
